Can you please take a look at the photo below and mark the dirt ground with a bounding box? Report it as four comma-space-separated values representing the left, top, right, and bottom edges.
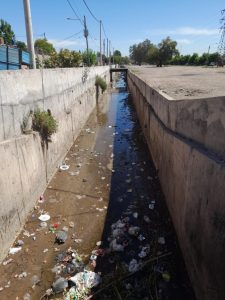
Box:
130, 65, 225, 100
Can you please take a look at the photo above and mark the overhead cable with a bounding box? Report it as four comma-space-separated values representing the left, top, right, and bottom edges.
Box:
66, 0, 84, 25
82, 0, 100, 23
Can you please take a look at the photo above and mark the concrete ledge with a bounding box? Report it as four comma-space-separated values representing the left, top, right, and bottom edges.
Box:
128, 70, 225, 300
128, 71, 225, 159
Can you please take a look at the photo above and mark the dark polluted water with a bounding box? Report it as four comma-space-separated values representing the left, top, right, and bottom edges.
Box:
93, 76, 195, 300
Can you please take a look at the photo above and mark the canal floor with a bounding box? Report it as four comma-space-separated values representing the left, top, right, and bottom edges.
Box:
0, 78, 195, 300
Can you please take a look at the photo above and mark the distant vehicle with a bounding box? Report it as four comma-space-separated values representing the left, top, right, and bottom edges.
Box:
208, 62, 216, 67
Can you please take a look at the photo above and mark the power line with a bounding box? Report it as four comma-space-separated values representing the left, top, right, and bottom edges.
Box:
66, 0, 84, 25
82, 0, 100, 23
102, 22, 108, 39
62, 30, 83, 41
81, 0, 109, 39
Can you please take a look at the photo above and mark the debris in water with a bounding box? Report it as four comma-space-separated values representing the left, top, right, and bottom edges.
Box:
69, 271, 101, 290
38, 214, 50, 222
133, 212, 138, 218
52, 277, 68, 294
38, 195, 45, 203
15, 240, 24, 247
158, 237, 166, 245
9, 247, 22, 255
128, 259, 140, 273
2, 258, 13, 266
55, 231, 68, 244
59, 163, 70, 171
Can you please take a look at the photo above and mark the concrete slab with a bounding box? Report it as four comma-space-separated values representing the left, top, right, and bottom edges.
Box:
129, 65, 225, 100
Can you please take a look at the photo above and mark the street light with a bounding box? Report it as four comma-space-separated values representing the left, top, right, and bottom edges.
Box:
66, 16, 89, 66
66, 17, 80, 21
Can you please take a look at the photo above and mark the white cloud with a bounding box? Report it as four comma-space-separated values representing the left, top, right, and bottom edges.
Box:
48, 39, 84, 49
173, 27, 219, 36
150, 27, 220, 36
176, 39, 192, 45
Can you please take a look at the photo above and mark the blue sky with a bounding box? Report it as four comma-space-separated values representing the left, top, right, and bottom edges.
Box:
1, 0, 224, 56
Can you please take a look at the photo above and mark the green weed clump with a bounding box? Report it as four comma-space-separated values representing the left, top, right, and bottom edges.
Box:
95, 75, 107, 93
33, 109, 58, 141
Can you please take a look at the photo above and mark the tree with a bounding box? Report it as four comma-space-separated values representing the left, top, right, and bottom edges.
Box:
34, 38, 55, 55
170, 54, 191, 65
16, 41, 27, 51
38, 49, 82, 68
147, 46, 159, 64
0, 19, 15, 44
208, 52, 220, 64
157, 37, 179, 66
129, 39, 155, 65
82, 50, 97, 66
188, 53, 199, 65
121, 56, 130, 65
113, 50, 121, 56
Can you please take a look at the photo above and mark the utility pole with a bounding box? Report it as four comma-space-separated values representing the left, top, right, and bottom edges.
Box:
100, 20, 102, 65
103, 38, 105, 66
83, 15, 89, 66
23, 0, 36, 69
103, 39, 105, 56
113, 47, 114, 65
109, 40, 111, 66
107, 38, 109, 62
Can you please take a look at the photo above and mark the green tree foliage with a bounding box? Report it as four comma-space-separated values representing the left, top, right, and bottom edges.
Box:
40, 49, 82, 68
16, 41, 27, 51
82, 50, 97, 66
114, 50, 121, 56
0, 19, 15, 44
129, 37, 178, 66
188, 53, 199, 65
130, 39, 155, 65
170, 52, 221, 66
121, 56, 130, 65
34, 38, 56, 55
113, 49, 122, 64
157, 37, 179, 66
58, 49, 82, 67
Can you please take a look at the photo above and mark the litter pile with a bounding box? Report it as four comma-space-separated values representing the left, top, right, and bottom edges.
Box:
41, 247, 102, 299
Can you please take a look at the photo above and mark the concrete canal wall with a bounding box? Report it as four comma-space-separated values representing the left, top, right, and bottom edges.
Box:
0, 66, 109, 262
128, 70, 225, 300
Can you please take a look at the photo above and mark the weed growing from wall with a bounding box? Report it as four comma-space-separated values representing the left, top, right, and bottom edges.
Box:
33, 109, 58, 142
95, 75, 107, 93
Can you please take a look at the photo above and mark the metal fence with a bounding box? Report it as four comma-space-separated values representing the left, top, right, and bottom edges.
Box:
0, 45, 31, 70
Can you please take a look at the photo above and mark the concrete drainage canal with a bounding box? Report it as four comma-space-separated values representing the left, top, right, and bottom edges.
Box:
0, 75, 195, 300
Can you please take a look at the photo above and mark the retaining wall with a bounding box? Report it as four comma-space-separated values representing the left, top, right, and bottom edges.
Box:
128, 70, 225, 300
0, 66, 109, 261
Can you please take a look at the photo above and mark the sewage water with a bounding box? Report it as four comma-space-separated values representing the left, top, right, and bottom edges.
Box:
0, 76, 195, 300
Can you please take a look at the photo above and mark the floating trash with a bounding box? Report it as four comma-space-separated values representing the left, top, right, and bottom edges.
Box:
59, 163, 70, 171
158, 237, 166, 245
52, 277, 68, 294
55, 231, 68, 244
9, 247, 22, 255
38, 214, 50, 222
69, 271, 101, 290
128, 259, 140, 273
